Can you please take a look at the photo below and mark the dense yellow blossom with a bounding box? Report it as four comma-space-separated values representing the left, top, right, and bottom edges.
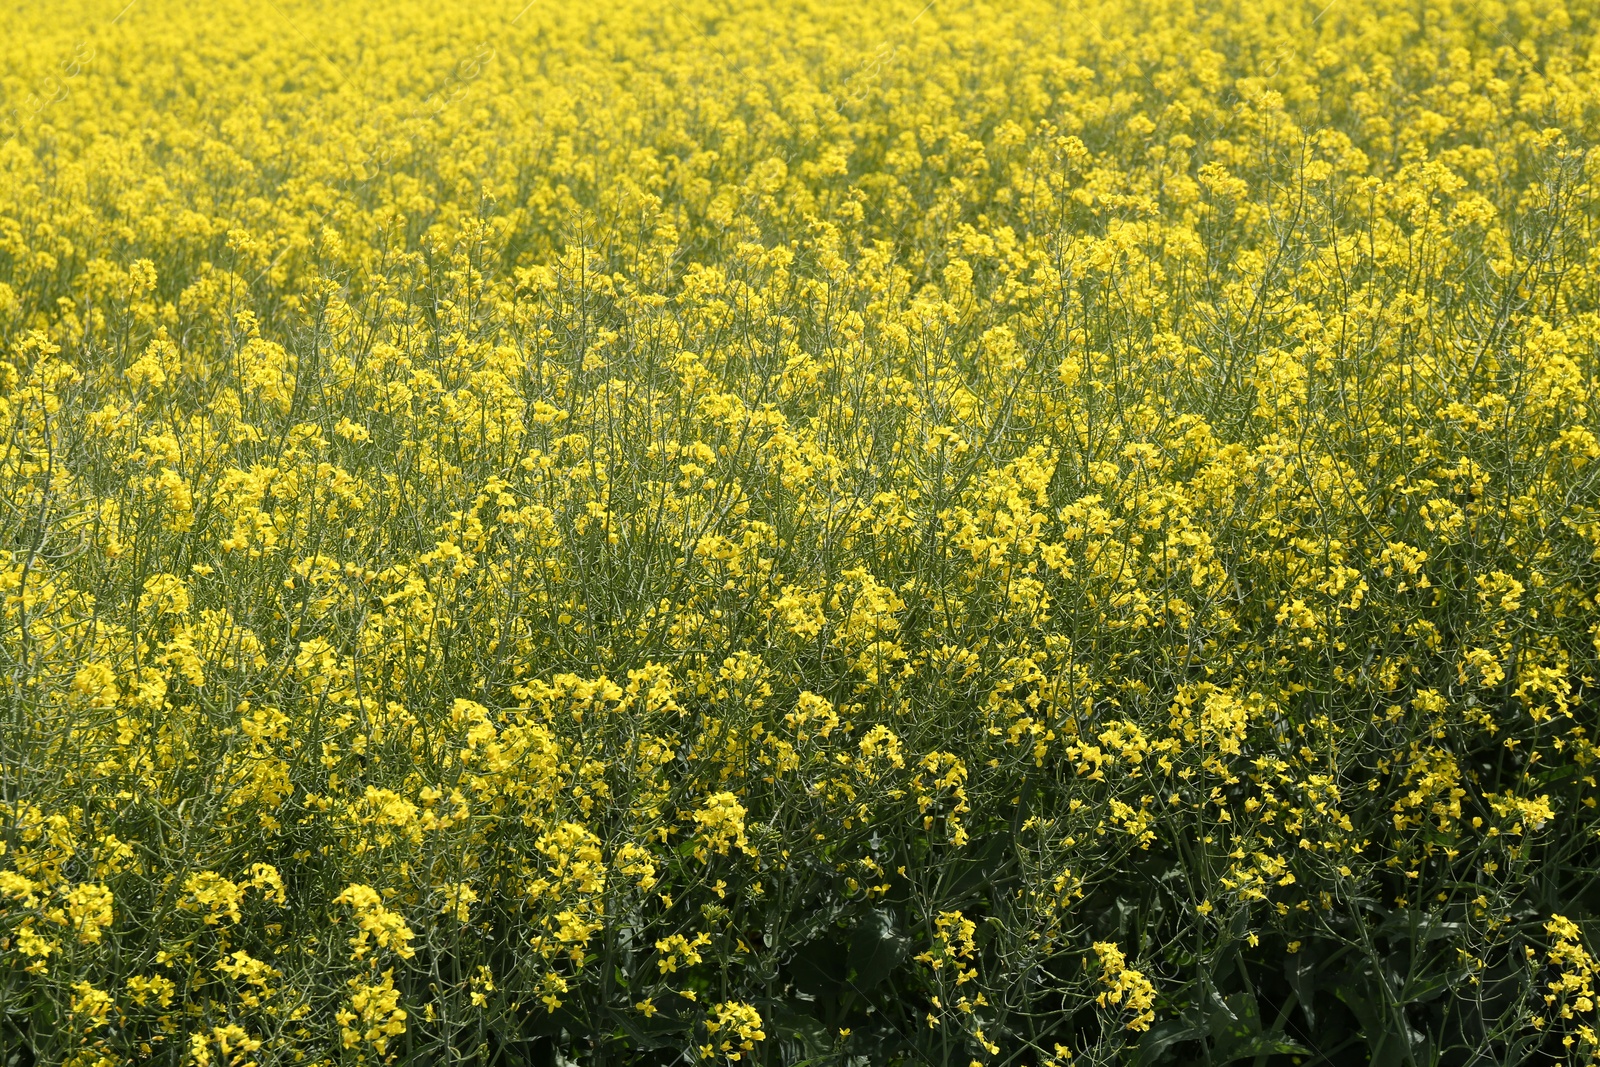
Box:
2, 0, 1600, 1062
1091, 942, 1156, 1032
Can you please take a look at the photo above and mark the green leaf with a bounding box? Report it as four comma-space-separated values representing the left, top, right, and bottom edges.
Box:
1138, 1018, 1204, 1065
1285, 952, 1316, 1029
846, 906, 909, 991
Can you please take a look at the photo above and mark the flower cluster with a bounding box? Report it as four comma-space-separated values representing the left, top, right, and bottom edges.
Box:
1091, 942, 1156, 1033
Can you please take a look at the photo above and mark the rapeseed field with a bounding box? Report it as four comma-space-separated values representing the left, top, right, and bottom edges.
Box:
2, 0, 1599, 1062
